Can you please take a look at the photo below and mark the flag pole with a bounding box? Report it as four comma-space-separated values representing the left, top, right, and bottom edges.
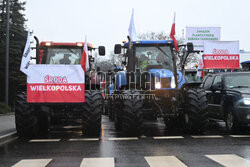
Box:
5, 0, 10, 107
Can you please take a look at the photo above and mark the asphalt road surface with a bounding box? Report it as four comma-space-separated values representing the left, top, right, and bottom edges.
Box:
0, 114, 16, 136
0, 116, 250, 167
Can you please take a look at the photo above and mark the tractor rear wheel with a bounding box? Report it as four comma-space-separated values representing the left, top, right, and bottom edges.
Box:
80, 90, 102, 136
15, 92, 38, 138
122, 90, 143, 136
183, 87, 208, 133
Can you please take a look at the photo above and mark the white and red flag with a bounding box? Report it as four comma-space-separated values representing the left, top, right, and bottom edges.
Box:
80, 36, 89, 72
203, 41, 239, 69
197, 54, 204, 77
170, 13, 178, 52
27, 65, 85, 103
128, 8, 137, 41
20, 29, 31, 75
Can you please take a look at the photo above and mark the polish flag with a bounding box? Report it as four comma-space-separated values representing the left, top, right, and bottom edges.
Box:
197, 54, 204, 77
80, 36, 89, 72
170, 13, 178, 51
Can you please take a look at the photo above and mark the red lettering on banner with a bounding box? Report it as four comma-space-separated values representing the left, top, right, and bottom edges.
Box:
44, 75, 68, 84
212, 48, 229, 55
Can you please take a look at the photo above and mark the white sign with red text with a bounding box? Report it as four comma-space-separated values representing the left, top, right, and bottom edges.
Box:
27, 65, 85, 103
203, 41, 240, 69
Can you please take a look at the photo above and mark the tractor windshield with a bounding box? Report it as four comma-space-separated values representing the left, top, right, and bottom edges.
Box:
45, 47, 82, 64
135, 46, 173, 71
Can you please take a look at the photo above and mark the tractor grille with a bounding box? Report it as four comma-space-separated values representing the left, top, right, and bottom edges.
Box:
161, 78, 171, 88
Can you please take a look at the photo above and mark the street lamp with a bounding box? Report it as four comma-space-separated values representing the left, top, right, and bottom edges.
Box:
5, 0, 10, 107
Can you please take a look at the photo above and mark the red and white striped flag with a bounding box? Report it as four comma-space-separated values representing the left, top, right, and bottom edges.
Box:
80, 36, 89, 72
170, 13, 178, 52
197, 54, 204, 77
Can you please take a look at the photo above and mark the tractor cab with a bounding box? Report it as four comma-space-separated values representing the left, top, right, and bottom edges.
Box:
39, 42, 92, 65
114, 40, 184, 90
33, 37, 105, 66
115, 40, 175, 72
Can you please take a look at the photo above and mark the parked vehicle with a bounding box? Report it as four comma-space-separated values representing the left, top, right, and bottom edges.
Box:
201, 72, 250, 132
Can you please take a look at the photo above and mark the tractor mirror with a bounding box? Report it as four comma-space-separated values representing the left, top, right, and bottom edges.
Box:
114, 44, 122, 54
97, 66, 101, 72
90, 57, 95, 62
98, 46, 105, 56
187, 42, 194, 53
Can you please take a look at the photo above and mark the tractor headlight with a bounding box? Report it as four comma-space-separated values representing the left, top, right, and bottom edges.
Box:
243, 98, 250, 105
170, 76, 176, 88
155, 82, 161, 89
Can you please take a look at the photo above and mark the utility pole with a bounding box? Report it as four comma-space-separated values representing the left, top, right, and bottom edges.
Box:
5, 0, 10, 106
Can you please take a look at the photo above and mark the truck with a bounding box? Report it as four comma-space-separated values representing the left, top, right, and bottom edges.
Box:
15, 36, 105, 137
106, 39, 208, 135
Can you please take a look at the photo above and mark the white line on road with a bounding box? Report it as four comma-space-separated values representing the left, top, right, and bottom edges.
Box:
80, 157, 114, 167
63, 126, 82, 129
153, 136, 184, 139
12, 159, 52, 167
191, 135, 224, 139
206, 154, 250, 167
108, 137, 138, 141
145, 156, 187, 167
0, 131, 16, 139
29, 139, 61, 142
69, 138, 99, 141
230, 135, 250, 138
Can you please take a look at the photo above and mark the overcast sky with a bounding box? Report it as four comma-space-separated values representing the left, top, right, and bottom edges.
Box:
24, 0, 250, 54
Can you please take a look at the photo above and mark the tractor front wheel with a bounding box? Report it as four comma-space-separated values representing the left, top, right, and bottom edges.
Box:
122, 90, 143, 136
15, 92, 39, 138
80, 90, 102, 136
183, 87, 208, 133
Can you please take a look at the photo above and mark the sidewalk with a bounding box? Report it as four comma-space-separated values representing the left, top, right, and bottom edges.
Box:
0, 113, 16, 136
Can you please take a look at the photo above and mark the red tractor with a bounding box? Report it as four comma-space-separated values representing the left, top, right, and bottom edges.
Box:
15, 36, 105, 137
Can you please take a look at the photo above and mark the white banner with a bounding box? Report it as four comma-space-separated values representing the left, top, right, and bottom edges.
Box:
27, 65, 85, 103
204, 41, 239, 55
203, 41, 239, 69
27, 65, 85, 83
186, 27, 220, 51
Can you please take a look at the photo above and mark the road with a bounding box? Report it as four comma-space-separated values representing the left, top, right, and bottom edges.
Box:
0, 114, 16, 136
0, 116, 250, 167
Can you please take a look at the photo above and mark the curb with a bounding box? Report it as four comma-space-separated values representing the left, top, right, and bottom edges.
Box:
0, 131, 17, 145
0, 112, 14, 116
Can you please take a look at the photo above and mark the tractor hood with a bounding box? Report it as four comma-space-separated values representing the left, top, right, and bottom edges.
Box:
148, 69, 173, 78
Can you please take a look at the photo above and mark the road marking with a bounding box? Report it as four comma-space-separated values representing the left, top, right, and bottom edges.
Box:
0, 131, 16, 139
206, 154, 250, 167
12, 159, 52, 167
69, 138, 99, 141
140, 135, 147, 138
230, 135, 250, 138
191, 135, 224, 139
145, 156, 187, 167
63, 125, 82, 129
153, 136, 184, 139
29, 139, 61, 142
80, 157, 114, 167
108, 137, 138, 141
101, 123, 105, 143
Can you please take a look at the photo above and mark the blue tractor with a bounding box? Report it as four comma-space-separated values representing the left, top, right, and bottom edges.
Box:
106, 38, 208, 135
